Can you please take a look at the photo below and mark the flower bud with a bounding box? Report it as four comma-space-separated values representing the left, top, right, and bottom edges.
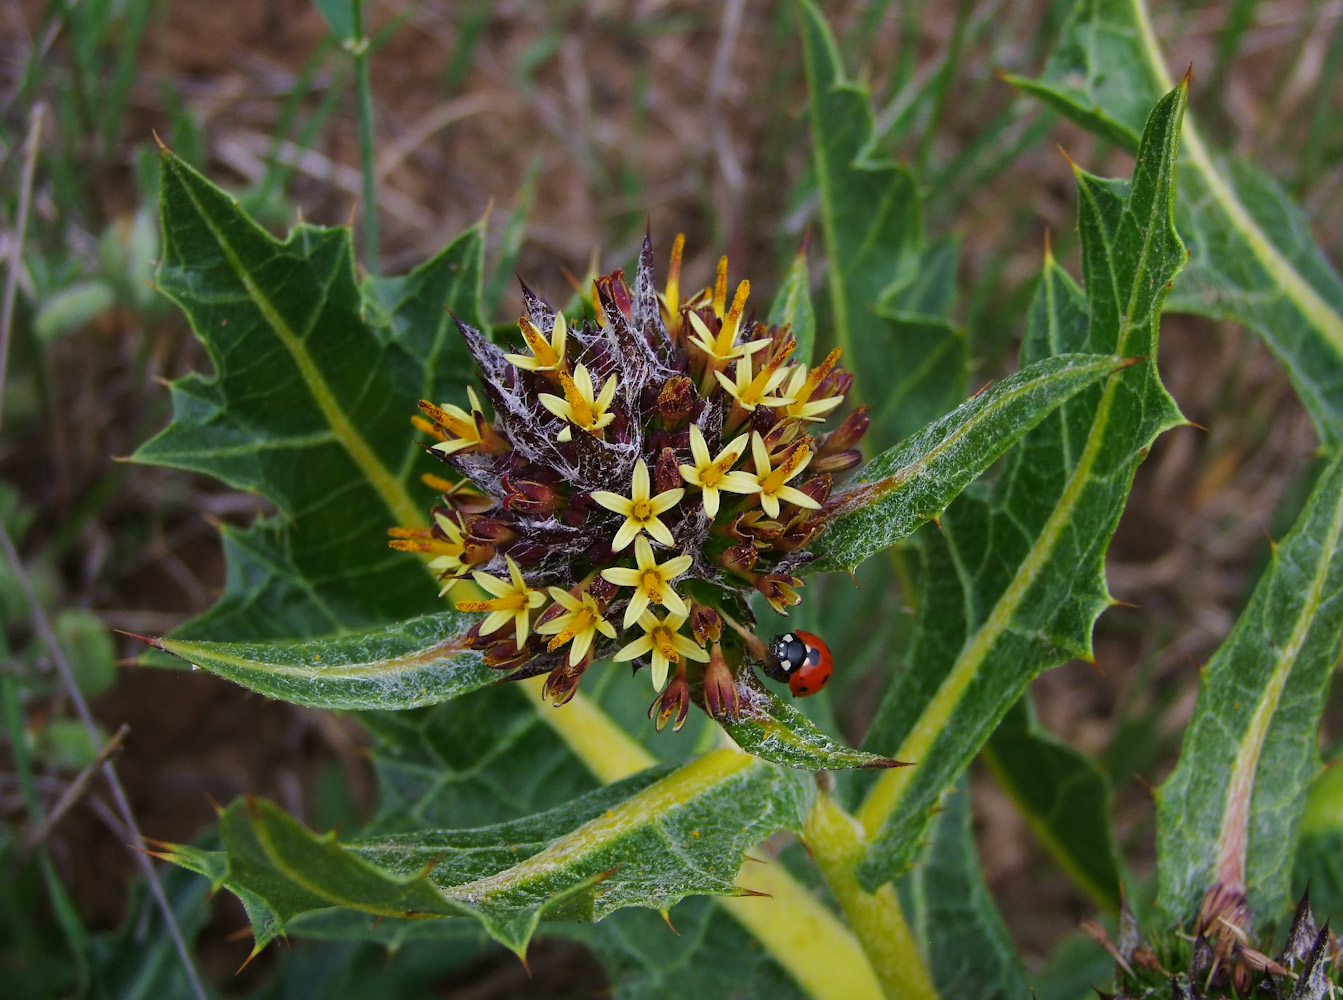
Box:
543, 656, 589, 706
750, 572, 803, 614
502, 475, 564, 515
819, 406, 869, 455
649, 666, 690, 732
719, 541, 759, 575
689, 603, 722, 645
654, 446, 682, 496
702, 645, 740, 718
811, 449, 862, 474
656, 375, 696, 426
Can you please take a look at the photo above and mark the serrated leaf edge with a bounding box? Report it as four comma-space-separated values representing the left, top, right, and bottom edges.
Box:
156, 152, 425, 528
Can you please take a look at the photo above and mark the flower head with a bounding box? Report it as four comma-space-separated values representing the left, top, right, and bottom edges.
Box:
391, 236, 867, 725
505, 313, 567, 372
750, 433, 823, 519
678, 425, 758, 517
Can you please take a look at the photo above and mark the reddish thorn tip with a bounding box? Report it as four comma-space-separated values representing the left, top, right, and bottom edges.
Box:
115, 629, 165, 650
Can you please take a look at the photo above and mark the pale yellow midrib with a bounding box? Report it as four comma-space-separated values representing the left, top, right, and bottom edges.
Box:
1130, 0, 1343, 356
174, 168, 425, 529
857, 354, 1121, 836
1214, 484, 1343, 888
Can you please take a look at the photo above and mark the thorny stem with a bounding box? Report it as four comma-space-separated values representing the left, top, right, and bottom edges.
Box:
350, 0, 380, 275
0, 523, 209, 1000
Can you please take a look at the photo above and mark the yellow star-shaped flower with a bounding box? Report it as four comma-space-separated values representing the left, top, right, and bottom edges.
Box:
536, 588, 617, 666
504, 313, 567, 372
454, 555, 546, 647
424, 388, 486, 456
612, 609, 709, 691
592, 459, 685, 552
600, 536, 693, 628
539, 362, 618, 442
714, 344, 796, 413
782, 347, 845, 422
685, 279, 769, 366
750, 432, 823, 519
678, 425, 759, 517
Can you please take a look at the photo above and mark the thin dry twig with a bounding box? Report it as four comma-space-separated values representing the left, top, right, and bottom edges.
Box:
0, 524, 209, 1000
0, 102, 43, 435
19, 722, 131, 859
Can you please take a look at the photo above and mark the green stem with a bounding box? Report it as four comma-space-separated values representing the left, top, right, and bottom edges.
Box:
350, 0, 379, 275
804, 792, 940, 1000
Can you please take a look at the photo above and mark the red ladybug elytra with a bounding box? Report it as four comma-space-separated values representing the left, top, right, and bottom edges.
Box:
766, 630, 833, 698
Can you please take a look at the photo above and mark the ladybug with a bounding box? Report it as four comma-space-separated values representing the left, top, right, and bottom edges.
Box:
766, 630, 834, 698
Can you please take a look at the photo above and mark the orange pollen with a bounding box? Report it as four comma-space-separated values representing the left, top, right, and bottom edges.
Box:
763, 445, 810, 493
557, 369, 595, 425
712, 257, 728, 317
799, 347, 841, 402
411, 415, 446, 440
546, 610, 593, 650
518, 317, 560, 366
458, 592, 526, 613
651, 625, 679, 660
666, 234, 684, 314
722, 281, 751, 340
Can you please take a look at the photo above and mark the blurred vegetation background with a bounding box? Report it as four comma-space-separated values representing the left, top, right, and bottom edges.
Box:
0, 0, 1338, 996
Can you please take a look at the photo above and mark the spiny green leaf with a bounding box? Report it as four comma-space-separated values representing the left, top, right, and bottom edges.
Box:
1156, 450, 1343, 925
558, 900, 813, 1000
136, 152, 484, 640
717, 674, 901, 771
854, 80, 1187, 888
811, 352, 1137, 574
767, 243, 816, 366
983, 697, 1122, 911
897, 781, 1029, 1000
796, 0, 967, 448
159, 750, 812, 958
142, 609, 494, 710
1009, 0, 1343, 445
364, 684, 604, 831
